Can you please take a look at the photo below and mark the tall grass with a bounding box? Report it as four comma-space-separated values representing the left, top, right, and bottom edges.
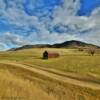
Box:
0, 48, 100, 100
0, 64, 55, 100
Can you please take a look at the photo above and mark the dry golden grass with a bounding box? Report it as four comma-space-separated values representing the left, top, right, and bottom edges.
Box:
0, 48, 100, 100
2, 48, 99, 76
0, 63, 100, 100
0, 64, 55, 100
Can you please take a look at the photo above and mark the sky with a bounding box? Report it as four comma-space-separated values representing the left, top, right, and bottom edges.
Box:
0, 0, 100, 50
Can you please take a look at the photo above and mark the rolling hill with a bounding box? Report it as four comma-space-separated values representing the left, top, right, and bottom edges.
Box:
9, 40, 100, 51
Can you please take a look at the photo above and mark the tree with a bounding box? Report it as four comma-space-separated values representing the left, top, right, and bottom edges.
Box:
89, 49, 95, 56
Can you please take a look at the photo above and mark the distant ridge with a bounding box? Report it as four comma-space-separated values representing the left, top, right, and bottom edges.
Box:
52, 40, 100, 48
9, 40, 100, 51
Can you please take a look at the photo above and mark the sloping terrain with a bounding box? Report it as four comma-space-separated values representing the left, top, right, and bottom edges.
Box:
0, 48, 100, 100
0, 63, 56, 100
9, 40, 100, 51
0, 61, 100, 100
0, 61, 100, 90
52, 40, 100, 48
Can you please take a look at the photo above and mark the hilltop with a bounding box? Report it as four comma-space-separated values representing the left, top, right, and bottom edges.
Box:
9, 40, 100, 51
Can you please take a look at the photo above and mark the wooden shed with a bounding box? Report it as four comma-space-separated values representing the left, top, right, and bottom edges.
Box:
43, 51, 60, 59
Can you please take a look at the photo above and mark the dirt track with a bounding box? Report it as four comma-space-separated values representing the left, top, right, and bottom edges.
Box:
0, 61, 100, 90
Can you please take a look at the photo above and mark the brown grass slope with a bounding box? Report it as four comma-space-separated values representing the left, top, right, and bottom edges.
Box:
0, 63, 56, 100
0, 48, 100, 100
9, 40, 100, 51
0, 61, 100, 100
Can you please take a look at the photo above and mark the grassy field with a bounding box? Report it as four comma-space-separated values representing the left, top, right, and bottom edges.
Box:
0, 48, 100, 75
0, 48, 100, 100
0, 64, 56, 100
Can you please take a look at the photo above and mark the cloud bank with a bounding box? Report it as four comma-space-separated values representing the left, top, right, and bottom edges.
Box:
0, 0, 100, 50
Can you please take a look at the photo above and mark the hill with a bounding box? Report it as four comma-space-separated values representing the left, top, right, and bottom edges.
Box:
0, 47, 100, 100
9, 40, 100, 51
52, 40, 100, 48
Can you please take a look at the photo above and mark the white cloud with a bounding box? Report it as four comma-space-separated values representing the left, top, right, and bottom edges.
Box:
0, 0, 100, 50
50, 0, 100, 46
0, 42, 6, 51
4, 32, 32, 46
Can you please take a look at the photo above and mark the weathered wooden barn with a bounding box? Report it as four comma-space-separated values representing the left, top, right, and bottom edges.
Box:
43, 51, 60, 59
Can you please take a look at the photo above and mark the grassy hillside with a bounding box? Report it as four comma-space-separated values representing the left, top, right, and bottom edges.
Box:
0, 63, 100, 100
0, 64, 55, 100
0, 48, 100, 100
1, 48, 100, 75
9, 40, 100, 51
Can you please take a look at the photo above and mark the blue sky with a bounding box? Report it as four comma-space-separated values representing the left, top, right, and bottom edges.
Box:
78, 0, 100, 16
0, 0, 100, 50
